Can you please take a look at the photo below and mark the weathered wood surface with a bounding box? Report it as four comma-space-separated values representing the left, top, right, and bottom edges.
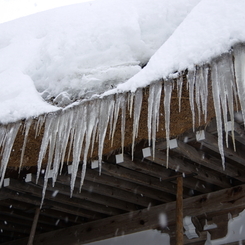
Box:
147, 150, 232, 188
172, 140, 245, 182
176, 176, 183, 245
3, 182, 245, 245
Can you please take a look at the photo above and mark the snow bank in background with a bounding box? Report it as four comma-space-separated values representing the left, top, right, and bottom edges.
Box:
86, 230, 169, 245
0, 0, 200, 124
112, 0, 245, 93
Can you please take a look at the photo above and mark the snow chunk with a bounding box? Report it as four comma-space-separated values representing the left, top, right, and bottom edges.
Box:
0, 69, 58, 124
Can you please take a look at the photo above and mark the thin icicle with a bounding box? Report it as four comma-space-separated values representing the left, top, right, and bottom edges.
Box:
129, 92, 134, 118
110, 94, 124, 147
98, 96, 115, 174
148, 82, 162, 159
59, 109, 75, 175
131, 89, 143, 159
70, 105, 87, 196
120, 95, 126, 155
34, 115, 46, 138
187, 69, 196, 131
163, 80, 173, 168
211, 58, 225, 169
234, 44, 245, 127
19, 119, 32, 172
0, 123, 21, 187
36, 115, 54, 182
177, 74, 183, 112
80, 101, 98, 191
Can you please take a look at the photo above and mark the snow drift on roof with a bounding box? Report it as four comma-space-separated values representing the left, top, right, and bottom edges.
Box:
0, 0, 200, 124
111, 0, 245, 93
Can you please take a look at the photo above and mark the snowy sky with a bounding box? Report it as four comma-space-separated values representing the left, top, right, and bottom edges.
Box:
0, 0, 93, 23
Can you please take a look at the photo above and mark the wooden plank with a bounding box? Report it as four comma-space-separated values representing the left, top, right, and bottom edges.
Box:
34, 178, 142, 212
176, 176, 183, 245
4, 182, 245, 245
5, 179, 123, 216
114, 155, 212, 194
27, 207, 40, 245
147, 150, 232, 188
197, 131, 245, 166
101, 161, 189, 197
84, 168, 175, 203
171, 140, 245, 182
0, 188, 106, 220
57, 176, 157, 208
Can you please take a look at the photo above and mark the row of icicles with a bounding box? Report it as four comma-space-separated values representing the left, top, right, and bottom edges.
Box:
0, 43, 245, 204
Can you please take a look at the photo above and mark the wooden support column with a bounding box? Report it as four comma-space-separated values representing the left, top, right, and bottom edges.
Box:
27, 207, 40, 245
176, 175, 183, 245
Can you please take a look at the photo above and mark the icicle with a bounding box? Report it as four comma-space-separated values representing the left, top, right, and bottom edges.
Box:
129, 92, 134, 118
163, 80, 173, 168
148, 85, 154, 146
70, 105, 87, 196
110, 94, 124, 147
0, 122, 21, 187
59, 109, 75, 175
131, 89, 143, 159
177, 74, 183, 112
19, 119, 32, 172
234, 44, 245, 126
187, 69, 196, 131
211, 59, 225, 168
36, 115, 55, 183
98, 96, 115, 174
34, 115, 46, 138
148, 82, 162, 158
199, 66, 209, 123
80, 101, 98, 191
120, 95, 126, 155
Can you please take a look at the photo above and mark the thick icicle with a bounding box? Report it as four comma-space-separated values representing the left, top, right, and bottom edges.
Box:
98, 96, 115, 173
177, 74, 183, 112
148, 82, 162, 158
120, 95, 126, 155
163, 80, 173, 168
187, 70, 196, 131
211, 58, 225, 168
0, 123, 21, 187
131, 89, 143, 159
80, 101, 98, 191
19, 119, 32, 172
70, 105, 87, 196
234, 44, 245, 126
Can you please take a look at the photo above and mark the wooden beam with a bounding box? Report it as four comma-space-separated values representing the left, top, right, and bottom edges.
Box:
34, 178, 142, 212
0, 188, 106, 220
171, 140, 245, 182
113, 154, 212, 194
57, 176, 157, 208
176, 176, 183, 245
101, 161, 188, 197
27, 207, 40, 245
147, 149, 232, 188
197, 131, 245, 166
84, 167, 175, 203
5, 179, 123, 216
4, 182, 245, 245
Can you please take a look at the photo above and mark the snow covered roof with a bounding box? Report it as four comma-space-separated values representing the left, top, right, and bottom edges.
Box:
1, 0, 245, 200
0, 0, 200, 124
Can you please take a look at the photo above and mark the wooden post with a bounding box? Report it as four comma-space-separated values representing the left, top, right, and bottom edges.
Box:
176, 175, 183, 245
27, 207, 41, 245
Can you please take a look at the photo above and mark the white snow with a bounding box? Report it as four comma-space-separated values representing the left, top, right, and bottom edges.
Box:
0, 0, 200, 124
110, 0, 245, 93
